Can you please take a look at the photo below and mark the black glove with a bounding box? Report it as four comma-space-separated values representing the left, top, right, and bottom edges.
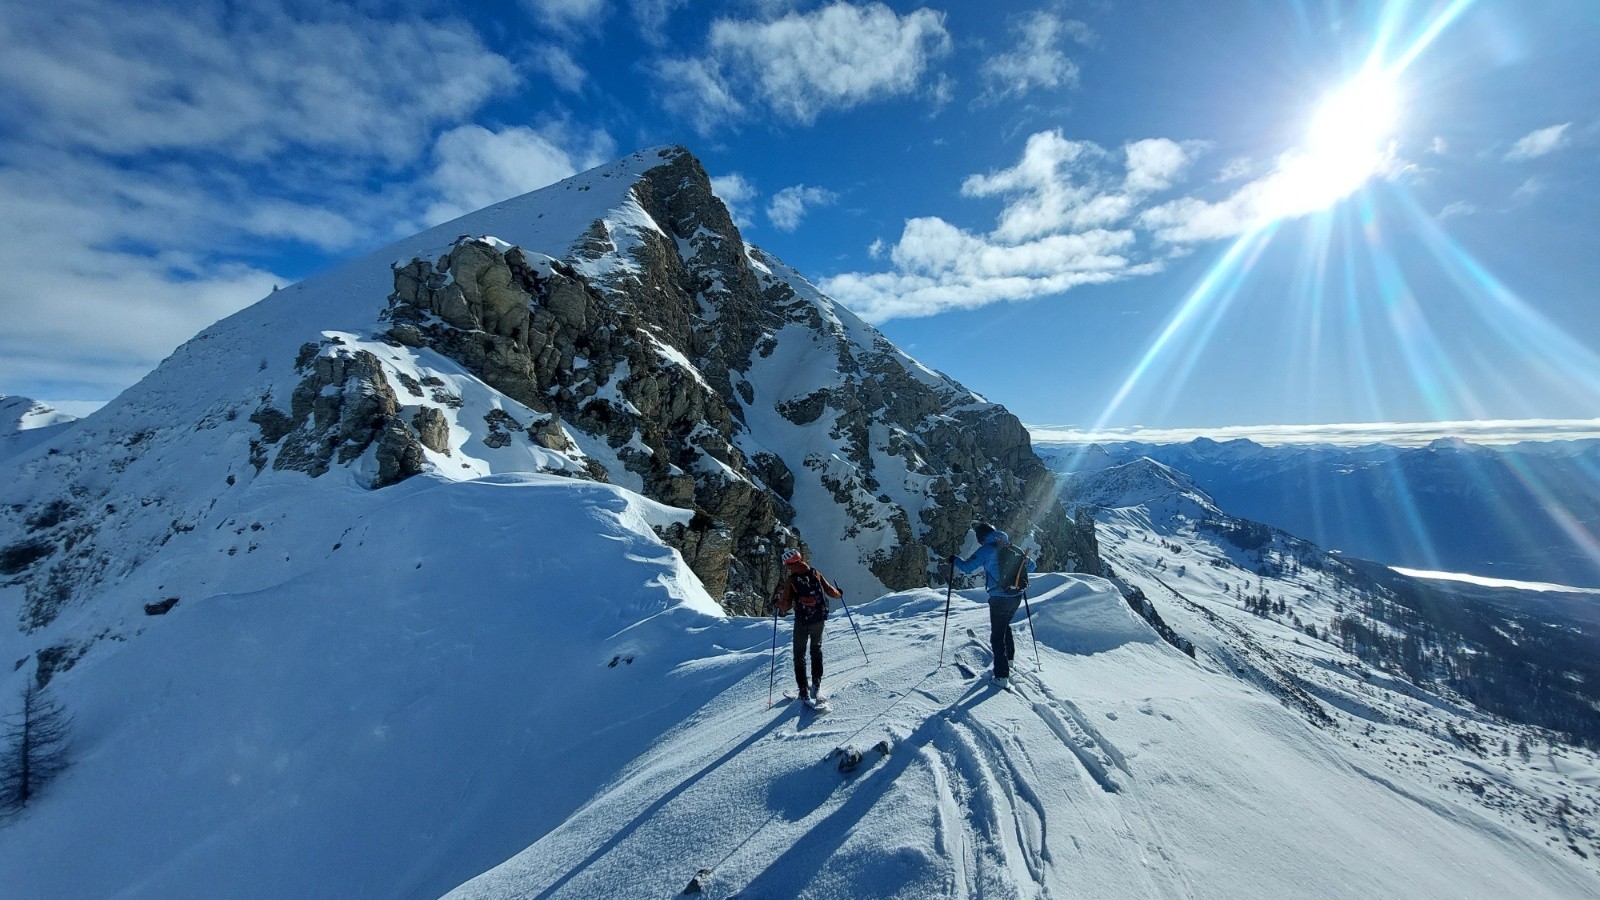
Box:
948, 554, 959, 566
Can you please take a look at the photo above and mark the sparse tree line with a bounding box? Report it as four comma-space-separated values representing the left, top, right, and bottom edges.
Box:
1327, 580, 1600, 751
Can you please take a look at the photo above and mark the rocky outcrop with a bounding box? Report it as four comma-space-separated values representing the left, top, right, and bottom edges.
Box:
249, 339, 426, 488
243, 146, 1102, 612
382, 229, 800, 614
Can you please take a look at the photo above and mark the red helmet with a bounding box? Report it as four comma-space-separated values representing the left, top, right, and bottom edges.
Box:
781, 548, 803, 566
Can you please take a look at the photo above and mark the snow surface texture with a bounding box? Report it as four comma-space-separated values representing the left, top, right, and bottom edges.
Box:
4, 438, 1597, 897
448, 574, 1598, 899
2, 474, 733, 898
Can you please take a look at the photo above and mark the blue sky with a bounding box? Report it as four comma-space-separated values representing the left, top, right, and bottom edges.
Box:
2, 0, 1597, 437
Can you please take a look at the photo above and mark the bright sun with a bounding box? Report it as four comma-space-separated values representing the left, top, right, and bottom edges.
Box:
1258, 70, 1402, 222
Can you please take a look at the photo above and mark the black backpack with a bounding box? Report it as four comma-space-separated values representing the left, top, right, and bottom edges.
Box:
996, 542, 1030, 593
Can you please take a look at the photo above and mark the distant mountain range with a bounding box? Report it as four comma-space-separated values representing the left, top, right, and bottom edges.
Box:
1040, 437, 1600, 588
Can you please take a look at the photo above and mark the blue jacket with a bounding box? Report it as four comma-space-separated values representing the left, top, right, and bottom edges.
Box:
954, 529, 1036, 600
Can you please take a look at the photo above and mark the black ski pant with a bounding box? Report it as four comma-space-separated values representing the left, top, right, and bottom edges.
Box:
793, 618, 825, 696
988, 595, 1021, 678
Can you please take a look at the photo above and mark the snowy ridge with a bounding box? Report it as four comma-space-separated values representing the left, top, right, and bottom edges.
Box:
1066, 455, 1222, 528
444, 573, 1597, 898
0, 396, 77, 461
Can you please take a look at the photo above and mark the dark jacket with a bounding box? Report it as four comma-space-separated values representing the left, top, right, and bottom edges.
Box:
775, 565, 843, 625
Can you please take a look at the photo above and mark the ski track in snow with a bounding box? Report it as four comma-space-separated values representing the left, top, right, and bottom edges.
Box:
443, 572, 1600, 899
450, 589, 1168, 898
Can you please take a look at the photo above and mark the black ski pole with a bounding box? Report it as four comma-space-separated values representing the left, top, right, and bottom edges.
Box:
767, 601, 780, 708
838, 591, 870, 664
1022, 589, 1041, 671
938, 554, 955, 668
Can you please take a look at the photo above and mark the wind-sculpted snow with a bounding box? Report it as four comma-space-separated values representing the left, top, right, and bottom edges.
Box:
445, 576, 1597, 898
0, 475, 739, 898
1027, 574, 1162, 655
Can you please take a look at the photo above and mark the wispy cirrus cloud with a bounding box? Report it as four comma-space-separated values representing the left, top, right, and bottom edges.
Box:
1505, 123, 1571, 160
531, 44, 590, 93
653, 2, 951, 133
520, 0, 609, 33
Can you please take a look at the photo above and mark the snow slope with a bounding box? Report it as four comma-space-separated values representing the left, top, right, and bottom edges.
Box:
5, 471, 1596, 897
447, 574, 1598, 898
1, 473, 744, 899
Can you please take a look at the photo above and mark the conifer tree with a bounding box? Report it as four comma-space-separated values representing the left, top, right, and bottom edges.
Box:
1, 682, 72, 816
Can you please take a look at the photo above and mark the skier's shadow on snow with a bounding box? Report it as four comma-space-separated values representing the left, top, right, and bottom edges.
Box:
533, 710, 793, 900
740, 684, 995, 895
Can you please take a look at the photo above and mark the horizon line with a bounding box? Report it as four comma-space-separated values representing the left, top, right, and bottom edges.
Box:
1028, 417, 1600, 447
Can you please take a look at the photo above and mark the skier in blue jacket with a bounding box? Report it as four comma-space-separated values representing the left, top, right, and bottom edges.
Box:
951, 521, 1036, 687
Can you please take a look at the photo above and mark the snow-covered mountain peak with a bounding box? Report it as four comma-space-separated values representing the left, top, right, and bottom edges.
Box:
1067, 455, 1220, 520
0, 396, 77, 462
0, 395, 75, 434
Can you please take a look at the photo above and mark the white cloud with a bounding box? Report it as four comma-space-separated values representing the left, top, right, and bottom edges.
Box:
960, 132, 1110, 241
659, 2, 951, 131
243, 201, 365, 252
824, 117, 1411, 322
1511, 176, 1546, 203
958, 132, 1197, 242
0, 153, 283, 397
522, 0, 609, 32
1215, 156, 1254, 182
423, 124, 616, 225
767, 184, 839, 232
977, 11, 1086, 104
631, 0, 690, 41
1505, 123, 1571, 160
821, 214, 1141, 322
0, 2, 581, 401
1437, 201, 1477, 220
822, 130, 1205, 322
868, 238, 887, 259
0, 117, 613, 398
1139, 133, 1402, 245
532, 45, 589, 93
654, 57, 746, 135
710, 173, 758, 229
1139, 190, 1262, 244
1123, 138, 1197, 194
1428, 136, 1448, 155
0, 1, 518, 164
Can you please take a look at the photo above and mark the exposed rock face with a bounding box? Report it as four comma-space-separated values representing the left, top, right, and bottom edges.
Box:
249, 340, 426, 489
250, 145, 1102, 611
